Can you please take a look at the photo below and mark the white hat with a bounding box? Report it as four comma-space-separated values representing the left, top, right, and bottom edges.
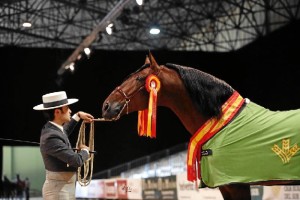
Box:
33, 91, 78, 110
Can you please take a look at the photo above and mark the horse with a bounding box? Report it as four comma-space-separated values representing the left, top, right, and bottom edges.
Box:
101, 52, 300, 200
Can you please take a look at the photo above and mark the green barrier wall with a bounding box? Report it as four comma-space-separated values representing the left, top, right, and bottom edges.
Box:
3, 146, 45, 196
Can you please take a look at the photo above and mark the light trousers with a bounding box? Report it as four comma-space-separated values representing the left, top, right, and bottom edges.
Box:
42, 170, 76, 200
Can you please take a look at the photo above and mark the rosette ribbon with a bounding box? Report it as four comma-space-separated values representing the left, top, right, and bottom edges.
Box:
138, 74, 161, 138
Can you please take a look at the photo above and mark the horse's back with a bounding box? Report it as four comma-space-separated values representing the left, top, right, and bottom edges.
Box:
201, 101, 300, 187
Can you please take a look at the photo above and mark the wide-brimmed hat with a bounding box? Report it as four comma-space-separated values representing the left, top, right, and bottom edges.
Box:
33, 91, 78, 110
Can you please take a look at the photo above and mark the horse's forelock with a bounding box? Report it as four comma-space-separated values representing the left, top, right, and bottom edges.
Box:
165, 63, 234, 118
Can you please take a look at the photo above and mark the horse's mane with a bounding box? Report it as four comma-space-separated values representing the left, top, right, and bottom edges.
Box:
165, 63, 234, 118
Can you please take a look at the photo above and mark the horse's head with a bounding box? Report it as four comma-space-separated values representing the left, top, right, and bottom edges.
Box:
102, 52, 162, 120
102, 52, 236, 134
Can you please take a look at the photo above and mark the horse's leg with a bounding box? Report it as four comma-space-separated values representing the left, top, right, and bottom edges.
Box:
219, 184, 251, 200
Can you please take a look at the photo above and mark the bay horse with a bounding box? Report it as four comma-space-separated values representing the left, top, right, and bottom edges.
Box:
101, 52, 300, 200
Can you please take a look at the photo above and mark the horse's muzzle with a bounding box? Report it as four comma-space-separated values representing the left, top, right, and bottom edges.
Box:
102, 101, 124, 120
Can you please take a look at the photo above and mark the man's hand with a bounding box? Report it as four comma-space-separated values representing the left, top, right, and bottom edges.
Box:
79, 144, 90, 152
77, 111, 94, 123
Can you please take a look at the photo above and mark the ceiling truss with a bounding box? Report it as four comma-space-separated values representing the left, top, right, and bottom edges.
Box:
0, 0, 299, 51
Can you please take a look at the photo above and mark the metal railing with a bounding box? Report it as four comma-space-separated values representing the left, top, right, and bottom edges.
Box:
93, 142, 188, 179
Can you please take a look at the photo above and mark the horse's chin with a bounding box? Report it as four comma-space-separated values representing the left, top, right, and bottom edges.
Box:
102, 111, 120, 121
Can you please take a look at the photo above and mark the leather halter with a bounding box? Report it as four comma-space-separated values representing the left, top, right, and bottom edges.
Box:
113, 69, 160, 120
113, 85, 144, 120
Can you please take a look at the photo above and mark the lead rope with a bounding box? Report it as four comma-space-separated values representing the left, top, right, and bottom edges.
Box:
76, 121, 95, 186
76, 118, 114, 186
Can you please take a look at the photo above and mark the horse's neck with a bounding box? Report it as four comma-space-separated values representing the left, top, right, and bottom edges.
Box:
159, 70, 208, 135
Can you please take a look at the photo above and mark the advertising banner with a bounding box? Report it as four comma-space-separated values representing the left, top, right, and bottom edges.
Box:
105, 179, 117, 199
176, 172, 223, 200
160, 175, 177, 199
142, 177, 161, 199
75, 179, 105, 198
127, 178, 143, 199
263, 185, 300, 200
117, 179, 128, 199
75, 182, 89, 198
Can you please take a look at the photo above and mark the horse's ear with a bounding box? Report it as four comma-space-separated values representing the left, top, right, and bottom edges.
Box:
148, 51, 161, 71
144, 55, 150, 64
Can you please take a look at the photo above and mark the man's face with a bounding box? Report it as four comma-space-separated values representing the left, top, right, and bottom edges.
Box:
58, 105, 71, 123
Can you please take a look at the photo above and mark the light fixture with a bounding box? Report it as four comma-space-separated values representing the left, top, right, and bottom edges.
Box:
64, 62, 75, 71
106, 23, 114, 35
84, 47, 91, 56
136, 0, 143, 6
22, 22, 32, 28
69, 64, 75, 72
149, 26, 160, 35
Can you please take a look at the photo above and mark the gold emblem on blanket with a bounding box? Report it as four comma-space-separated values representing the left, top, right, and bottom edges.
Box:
272, 139, 300, 163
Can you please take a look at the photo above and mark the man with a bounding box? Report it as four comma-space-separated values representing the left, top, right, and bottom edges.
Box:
33, 91, 94, 199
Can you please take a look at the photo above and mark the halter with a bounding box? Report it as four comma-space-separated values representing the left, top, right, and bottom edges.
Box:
114, 85, 145, 120
113, 69, 161, 120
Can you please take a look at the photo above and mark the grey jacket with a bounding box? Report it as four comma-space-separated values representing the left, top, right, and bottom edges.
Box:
40, 119, 89, 172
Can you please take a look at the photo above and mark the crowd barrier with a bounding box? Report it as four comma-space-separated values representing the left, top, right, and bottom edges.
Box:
75, 172, 300, 199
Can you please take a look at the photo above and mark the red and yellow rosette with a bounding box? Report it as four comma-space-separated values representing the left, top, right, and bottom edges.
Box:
138, 74, 161, 138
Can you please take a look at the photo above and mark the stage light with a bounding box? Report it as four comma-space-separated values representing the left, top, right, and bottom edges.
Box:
136, 0, 143, 6
84, 47, 91, 56
150, 26, 160, 35
65, 62, 75, 71
22, 22, 32, 28
106, 23, 114, 35
69, 64, 75, 72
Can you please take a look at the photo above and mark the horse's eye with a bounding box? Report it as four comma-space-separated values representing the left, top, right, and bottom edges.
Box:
136, 76, 145, 82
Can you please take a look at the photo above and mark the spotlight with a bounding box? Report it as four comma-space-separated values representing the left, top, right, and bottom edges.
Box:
84, 47, 91, 56
69, 64, 75, 72
136, 0, 143, 6
106, 23, 114, 35
22, 22, 32, 28
149, 26, 160, 35
65, 62, 75, 72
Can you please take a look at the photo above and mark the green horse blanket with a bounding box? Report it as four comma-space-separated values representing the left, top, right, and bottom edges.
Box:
201, 100, 300, 187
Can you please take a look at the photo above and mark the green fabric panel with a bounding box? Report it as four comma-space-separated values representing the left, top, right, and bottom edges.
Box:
201, 101, 300, 188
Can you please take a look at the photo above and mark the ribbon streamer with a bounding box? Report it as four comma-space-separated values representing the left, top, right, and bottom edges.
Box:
138, 74, 161, 138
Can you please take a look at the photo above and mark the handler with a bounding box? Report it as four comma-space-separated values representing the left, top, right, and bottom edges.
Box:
33, 91, 94, 200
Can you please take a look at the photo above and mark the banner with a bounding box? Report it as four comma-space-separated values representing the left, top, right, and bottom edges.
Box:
263, 185, 300, 200
75, 179, 105, 198
176, 172, 223, 200
160, 176, 177, 199
117, 179, 128, 199
75, 175, 300, 200
142, 177, 161, 199
127, 178, 143, 199
105, 179, 117, 199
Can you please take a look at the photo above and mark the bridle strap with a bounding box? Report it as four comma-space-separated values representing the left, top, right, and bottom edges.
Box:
113, 70, 160, 119
116, 85, 144, 101
114, 85, 144, 116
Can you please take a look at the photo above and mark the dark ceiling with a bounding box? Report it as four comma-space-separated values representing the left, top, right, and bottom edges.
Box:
0, 0, 299, 52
